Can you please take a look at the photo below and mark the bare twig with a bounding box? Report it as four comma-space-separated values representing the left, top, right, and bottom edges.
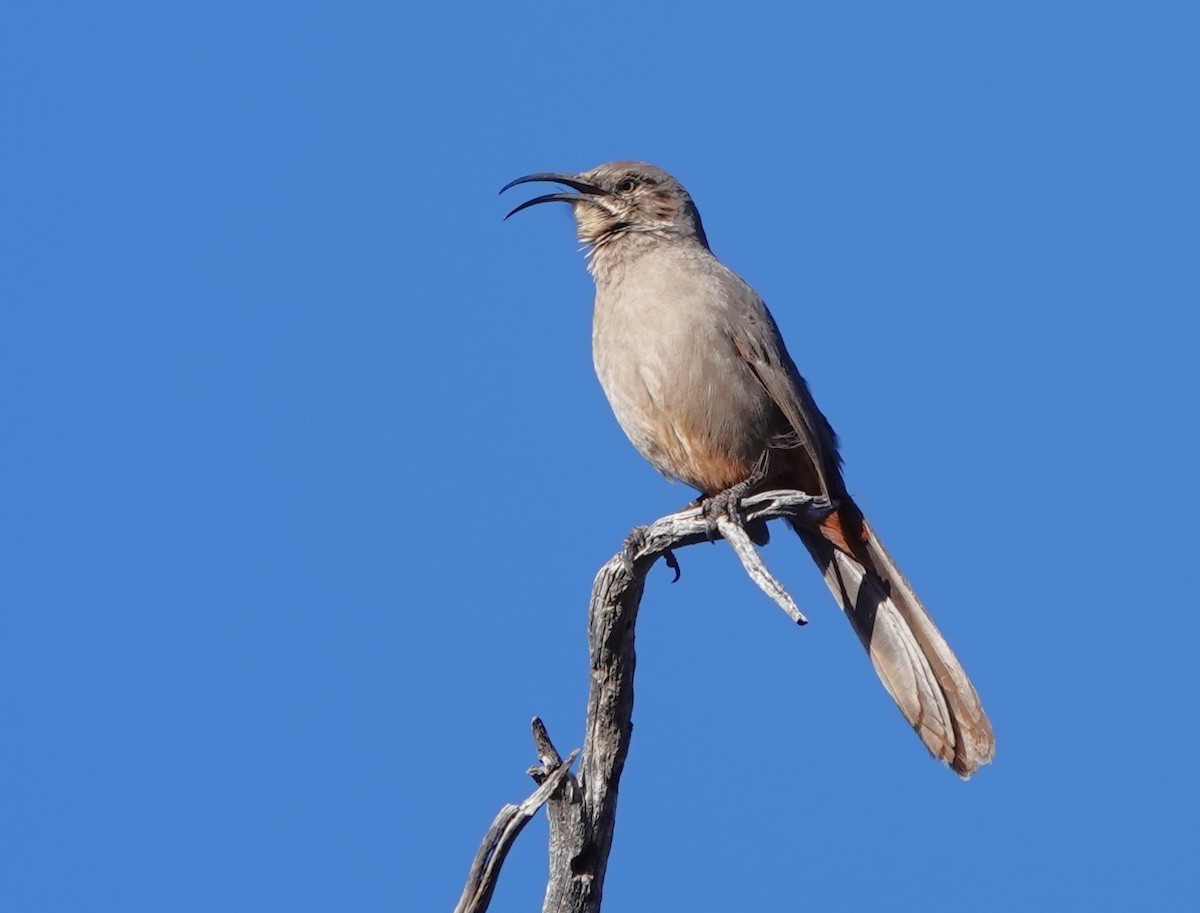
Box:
530, 716, 564, 771
453, 748, 580, 913
717, 515, 808, 624
451, 489, 830, 913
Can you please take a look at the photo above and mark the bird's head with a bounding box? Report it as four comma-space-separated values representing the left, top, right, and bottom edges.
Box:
501, 161, 709, 251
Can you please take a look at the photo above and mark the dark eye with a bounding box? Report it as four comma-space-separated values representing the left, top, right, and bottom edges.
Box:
617, 177, 638, 194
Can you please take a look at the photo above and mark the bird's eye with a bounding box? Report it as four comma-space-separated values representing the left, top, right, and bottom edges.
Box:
617, 177, 638, 194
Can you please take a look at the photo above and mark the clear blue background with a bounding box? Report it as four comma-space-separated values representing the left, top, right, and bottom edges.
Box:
3, 2, 1197, 910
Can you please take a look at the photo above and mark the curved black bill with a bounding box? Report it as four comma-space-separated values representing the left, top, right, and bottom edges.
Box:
500, 172, 610, 220
499, 172, 606, 196
503, 192, 592, 220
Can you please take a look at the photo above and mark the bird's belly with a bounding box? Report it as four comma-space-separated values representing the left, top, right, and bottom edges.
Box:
593, 312, 773, 494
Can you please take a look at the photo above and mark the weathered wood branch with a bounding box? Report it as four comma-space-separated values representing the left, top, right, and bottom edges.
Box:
452, 489, 831, 913
453, 746, 580, 913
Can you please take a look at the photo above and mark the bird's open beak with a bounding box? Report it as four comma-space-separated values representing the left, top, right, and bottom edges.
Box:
499, 172, 610, 220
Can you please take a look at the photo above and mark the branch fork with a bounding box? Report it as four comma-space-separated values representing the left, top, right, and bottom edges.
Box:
452, 489, 829, 913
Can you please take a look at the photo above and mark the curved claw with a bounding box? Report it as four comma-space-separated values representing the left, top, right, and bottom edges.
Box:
663, 549, 681, 583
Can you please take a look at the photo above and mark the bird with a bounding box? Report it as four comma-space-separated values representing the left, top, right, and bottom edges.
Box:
501, 161, 994, 777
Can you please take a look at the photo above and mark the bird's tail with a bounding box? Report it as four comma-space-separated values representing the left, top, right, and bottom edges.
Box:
791, 504, 995, 777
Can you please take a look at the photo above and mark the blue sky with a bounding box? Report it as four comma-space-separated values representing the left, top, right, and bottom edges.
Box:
3, 2, 1198, 910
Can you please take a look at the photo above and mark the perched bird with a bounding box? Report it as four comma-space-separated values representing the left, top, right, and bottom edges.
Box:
502, 162, 994, 777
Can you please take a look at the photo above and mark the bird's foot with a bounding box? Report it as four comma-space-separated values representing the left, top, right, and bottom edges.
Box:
624, 525, 683, 581
662, 548, 681, 582
700, 483, 752, 541
620, 525, 649, 576
699, 456, 771, 543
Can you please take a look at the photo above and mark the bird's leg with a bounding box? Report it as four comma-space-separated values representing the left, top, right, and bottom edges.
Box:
700, 452, 771, 543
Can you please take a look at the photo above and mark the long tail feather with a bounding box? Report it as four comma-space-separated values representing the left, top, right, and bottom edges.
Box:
791, 510, 995, 777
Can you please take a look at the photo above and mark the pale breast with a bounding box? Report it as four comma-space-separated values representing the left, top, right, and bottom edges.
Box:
591, 245, 777, 493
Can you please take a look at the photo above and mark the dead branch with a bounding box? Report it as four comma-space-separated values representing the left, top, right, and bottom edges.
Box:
451, 489, 831, 913
453, 747, 580, 913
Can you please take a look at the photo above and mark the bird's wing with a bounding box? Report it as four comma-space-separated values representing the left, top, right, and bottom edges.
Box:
726, 290, 840, 499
